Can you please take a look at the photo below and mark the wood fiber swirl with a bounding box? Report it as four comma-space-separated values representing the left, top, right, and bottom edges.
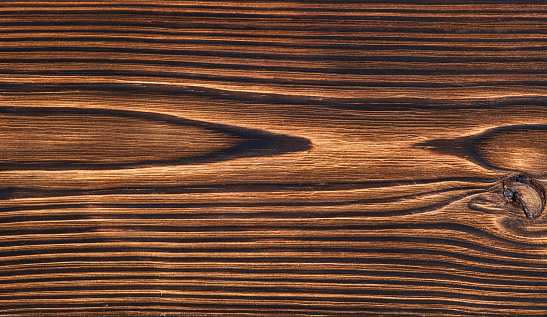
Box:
0, 1, 547, 316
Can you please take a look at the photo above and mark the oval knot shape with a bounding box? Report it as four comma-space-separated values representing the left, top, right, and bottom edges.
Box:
502, 174, 545, 219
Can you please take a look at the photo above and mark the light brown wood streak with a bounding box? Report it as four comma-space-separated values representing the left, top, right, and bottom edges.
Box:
0, 113, 238, 164
0, 1, 547, 316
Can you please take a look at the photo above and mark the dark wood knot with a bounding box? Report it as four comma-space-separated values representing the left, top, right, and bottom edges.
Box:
502, 174, 545, 219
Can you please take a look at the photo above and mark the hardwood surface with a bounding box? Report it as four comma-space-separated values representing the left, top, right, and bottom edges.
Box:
1, 1, 547, 315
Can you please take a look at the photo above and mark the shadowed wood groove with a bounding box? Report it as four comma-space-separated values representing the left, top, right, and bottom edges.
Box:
1, 1, 547, 316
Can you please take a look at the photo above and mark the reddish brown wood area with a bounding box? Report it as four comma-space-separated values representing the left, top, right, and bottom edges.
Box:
1, 1, 547, 316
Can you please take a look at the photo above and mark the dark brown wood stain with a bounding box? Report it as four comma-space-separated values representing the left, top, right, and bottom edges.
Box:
1, 2, 547, 316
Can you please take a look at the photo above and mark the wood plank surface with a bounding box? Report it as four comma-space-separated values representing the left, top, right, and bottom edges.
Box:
1, 1, 547, 315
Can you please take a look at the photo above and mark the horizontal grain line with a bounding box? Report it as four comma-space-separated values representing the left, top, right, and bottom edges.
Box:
3, 4, 547, 15
0, 304, 525, 317
0, 307, 385, 317
4, 274, 547, 295
1, 83, 546, 110
0, 2, 545, 11
4, 264, 547, 288
0, 46, 545, 64
0, 191, 484, 220
3, 29, 547, 43
0, 307, 492, 317
0, 186, 484, 213
3, 289, 547, 308
0, 222, 533, 249
3, 235, 542, 263
0, 22, 544, 34
4, 9, 547, 22
1, 293, 547, 311
3, 58, 547, 76
2, 253, 547, 279
2, 69, 547, 88
0, 177, 493, 199
3, 37, 547, 51
2, 236, 547, 268
2, 246, 547, 271
3, 28, 547, 42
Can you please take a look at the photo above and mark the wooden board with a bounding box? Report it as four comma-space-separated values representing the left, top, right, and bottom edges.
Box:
1, 1, 546, 315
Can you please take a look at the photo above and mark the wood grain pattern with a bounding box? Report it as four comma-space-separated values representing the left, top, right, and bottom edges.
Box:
1, 1, 547, 316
